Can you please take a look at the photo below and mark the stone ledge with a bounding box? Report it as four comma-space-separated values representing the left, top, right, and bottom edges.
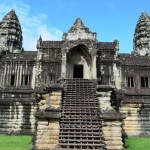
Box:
0, 99, 36, 103
97, 85, 114, 91
35, 84, 63, 94
100, 110, 126, 120
0, 89, 34, 93
122, 99, 144, 104
34, 110, 61, 119
44, 84, 63, 91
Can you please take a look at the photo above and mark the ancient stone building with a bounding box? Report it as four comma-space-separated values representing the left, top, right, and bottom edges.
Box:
120, 11, 150, 137
0, 10, 150, 150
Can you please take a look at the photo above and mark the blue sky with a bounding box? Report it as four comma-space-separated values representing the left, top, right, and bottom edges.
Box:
0, 0, 150, 53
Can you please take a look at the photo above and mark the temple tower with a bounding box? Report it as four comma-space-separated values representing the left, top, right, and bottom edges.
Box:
133, 12, 150, 56
0, 10, 23, 54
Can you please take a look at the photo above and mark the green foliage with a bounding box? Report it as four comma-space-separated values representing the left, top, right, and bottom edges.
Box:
0, 135, 32, 150
125, 137, 150, 150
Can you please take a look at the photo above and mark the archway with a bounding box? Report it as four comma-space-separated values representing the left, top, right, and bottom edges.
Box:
66, 44, 92, 79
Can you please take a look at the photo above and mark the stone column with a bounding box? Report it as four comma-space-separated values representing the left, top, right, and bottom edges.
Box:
5, 62, 9, 86
91, 50, 97, 79
3, 62, 7, 86
19, 63, 23, 86
61, 52, 67, 79
16, 63, 19, 87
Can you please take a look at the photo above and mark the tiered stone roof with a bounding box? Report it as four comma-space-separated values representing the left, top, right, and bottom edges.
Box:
133, 12, 150, 56
0, 10, 22, 53
118, 53, 150, 66
0, 51, 37, 62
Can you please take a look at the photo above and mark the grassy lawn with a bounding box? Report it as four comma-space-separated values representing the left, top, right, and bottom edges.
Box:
0, 135, 150, 150
0, 135, 32, 150
125, 137, 150, 150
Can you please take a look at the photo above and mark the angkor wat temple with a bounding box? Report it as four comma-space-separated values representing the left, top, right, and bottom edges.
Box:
0, 10, 150, 150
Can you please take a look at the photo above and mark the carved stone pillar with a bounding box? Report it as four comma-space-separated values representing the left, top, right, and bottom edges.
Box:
61, 52, 67, 79
91, 49, 97, 79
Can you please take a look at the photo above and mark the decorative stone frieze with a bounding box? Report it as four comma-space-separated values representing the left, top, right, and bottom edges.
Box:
63, 17, 96, 41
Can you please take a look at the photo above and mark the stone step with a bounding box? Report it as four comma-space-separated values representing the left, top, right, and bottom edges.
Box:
60, 127, 101, 130
58, 143, 105, 147
58, 148, 105, 150
61, 112, 99, 115
60, 120, 101, 123
59, 139, 104, 143
63, 94, 96, 97
63, 97, 97, 100
60, 117, 99, 121
59, 132, 103, 136
62, 105, 98, 108
60, 124, 101, 128
59, 134, 104, 138
62, 104, 98, 106
59, 79, 105, 149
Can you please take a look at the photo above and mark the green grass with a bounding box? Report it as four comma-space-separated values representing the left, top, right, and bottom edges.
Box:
125, 137, 150, 150
0, 135, 32, 150
0, 135, 150, 150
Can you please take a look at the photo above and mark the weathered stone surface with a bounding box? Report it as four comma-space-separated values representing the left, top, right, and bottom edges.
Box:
0, 101, 37, 135
63, 17, 96, 41
35, 110, 61, 119
1, 9, 150, 150
102, 120, 124, 150
0, 10, 22, 53
37, 90, 62, 111
120, 99, 150, 137
133, 12, 150, 56
31, 120, 60, 150
32, 89, 62, 149
97, 86, 124, 150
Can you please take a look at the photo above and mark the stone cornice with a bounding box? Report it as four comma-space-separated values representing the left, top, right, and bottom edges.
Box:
34, 110, 61, 119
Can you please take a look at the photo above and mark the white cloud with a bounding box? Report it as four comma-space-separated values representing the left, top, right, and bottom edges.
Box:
0, 0, 63, 51
39, 25, 62, 41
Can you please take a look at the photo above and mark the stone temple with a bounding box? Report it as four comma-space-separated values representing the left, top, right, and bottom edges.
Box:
0, 10, 150, 150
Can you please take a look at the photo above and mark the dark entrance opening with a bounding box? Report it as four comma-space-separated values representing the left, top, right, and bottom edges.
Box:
73, 65, 83, 78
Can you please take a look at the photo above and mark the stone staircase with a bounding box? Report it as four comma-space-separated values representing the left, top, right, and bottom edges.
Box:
58, 79, 106, 150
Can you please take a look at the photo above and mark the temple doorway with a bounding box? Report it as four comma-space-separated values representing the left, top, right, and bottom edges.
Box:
65, 44, 94, 79
73, 65, 83, 78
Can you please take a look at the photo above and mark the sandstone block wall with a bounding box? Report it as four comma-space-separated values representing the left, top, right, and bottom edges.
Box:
0, 100, 37, 135
32, 89, 62, 150
33, 120, 59, 150
97, 86, 124, 150
120, 99, 150, 137
102, 121, 124, 150
37, 90, 62, 111
140, 99, 150, 136
120, 103, 142, 137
